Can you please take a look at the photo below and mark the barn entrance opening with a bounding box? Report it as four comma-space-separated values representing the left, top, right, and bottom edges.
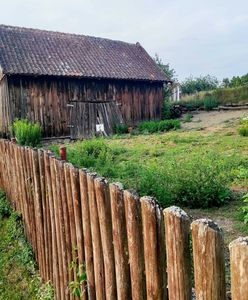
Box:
69, 100, 123, 139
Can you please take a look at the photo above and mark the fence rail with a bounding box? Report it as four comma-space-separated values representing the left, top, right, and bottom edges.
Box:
0, 139, 247, 300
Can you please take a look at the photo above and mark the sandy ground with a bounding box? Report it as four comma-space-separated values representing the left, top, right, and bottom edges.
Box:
182, 109, 248, 131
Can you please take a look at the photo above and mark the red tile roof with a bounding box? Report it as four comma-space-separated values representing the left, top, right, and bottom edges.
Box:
0, 25, 169, 82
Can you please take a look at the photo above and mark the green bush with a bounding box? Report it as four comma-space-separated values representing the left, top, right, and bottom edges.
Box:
12, 119, 42, 147
203, 96, 219, 111
0, 191, 11, 221
114, 123, 129, 134
138, 120, 180, 133
137, 152, 231, 208
163, 101, 181, 119
238, 118, 248, 136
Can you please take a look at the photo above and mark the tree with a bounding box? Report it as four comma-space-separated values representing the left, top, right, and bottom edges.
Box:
153, 54, 177, 99
180, 75, 219, 95
154, 53, 176, 81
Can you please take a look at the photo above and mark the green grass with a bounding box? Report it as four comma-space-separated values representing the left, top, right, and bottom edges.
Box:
51, 125, 248, 208
0, 191, 54, 300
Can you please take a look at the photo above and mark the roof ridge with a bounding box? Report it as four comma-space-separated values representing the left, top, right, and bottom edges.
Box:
0, 24, 138, 47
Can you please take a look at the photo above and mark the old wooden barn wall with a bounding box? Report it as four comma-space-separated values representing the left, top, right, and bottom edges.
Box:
1, 75, 164, 137
0, 76, 11, 136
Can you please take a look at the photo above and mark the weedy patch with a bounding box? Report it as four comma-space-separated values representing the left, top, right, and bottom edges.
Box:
0, 191, 54, 300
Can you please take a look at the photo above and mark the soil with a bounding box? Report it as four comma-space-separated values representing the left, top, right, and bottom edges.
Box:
182, 109, 248, 131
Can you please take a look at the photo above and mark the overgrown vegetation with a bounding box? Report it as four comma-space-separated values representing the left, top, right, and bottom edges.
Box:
238, 118, 248, 137
138, 119, 181, 134
11, 119, 42, 147
51, 127, 248, 209
114, 123, 129, 134
242, 193, 248, 224
69, 248, 87, 299
181, 75, 219, 95
0, 191, 54, 299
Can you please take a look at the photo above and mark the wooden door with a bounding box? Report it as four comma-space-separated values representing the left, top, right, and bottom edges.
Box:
69, 100, 123, 139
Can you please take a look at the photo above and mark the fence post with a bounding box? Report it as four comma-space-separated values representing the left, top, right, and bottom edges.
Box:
124, 190, 146, 300
87, 172, 106, 300
192, 219, 226, 300
141, 196, 166, 300
79, 169, 96, 300
60, 146, 67, 161
229, 237, 248, 300
163, 206, 192, 300
94, 177, 117, 300
109, 183, 131, 300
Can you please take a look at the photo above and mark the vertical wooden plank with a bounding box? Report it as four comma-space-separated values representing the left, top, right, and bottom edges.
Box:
70, 165, 87, 300
123, 190, 146, 300
32, 149, 45, 279
87, 173, 105, 300
44, 153, 61, 299
229, 237, 248, 300
38, 149, 49, 281
164, 206, 191, 300
79, 169, 96, 300
94, 177, 117, 300
109, 183, 131, 300
140, 196, 164, 300
50, 156, 65, 300
192, 219, 226, 300
59, 161, 72, 299
54, 159, 69, 299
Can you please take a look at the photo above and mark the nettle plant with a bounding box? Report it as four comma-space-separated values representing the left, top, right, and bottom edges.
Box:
69, 248, 87, 299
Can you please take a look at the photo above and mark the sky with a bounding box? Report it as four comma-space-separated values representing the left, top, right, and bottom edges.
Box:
1, 0, 248, 81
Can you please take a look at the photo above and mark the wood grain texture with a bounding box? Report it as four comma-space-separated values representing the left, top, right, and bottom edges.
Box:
124, 190, 146, 300
192, 219, 226, 300
164, 206, 191, 300
229, 237, 248, 300
109, 183, 131, 300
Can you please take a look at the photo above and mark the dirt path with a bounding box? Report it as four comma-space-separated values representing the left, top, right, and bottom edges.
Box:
182, 109, 248, 131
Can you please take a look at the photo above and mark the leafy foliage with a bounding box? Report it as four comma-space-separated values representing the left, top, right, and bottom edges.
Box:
163, 101, 182, 119
222, 73, 248, 88
238, 118, 248, 137
153, 54, 176, 99
12, 119, 42, 147
181, 75, 219, 95
69, 248, 87, 299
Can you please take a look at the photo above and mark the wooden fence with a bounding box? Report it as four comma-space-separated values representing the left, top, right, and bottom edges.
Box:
0, 139, 247, 300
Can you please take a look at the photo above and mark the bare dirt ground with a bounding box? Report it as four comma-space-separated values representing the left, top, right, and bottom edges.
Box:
182, 109, 248, 131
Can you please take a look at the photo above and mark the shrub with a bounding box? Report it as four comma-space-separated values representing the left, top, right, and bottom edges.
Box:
203, 96, 219, 111
114, 123, 129, 134
12, 119, 42, 147
137, 152, 232, 208
238, 118, 248, 136
0, 191, 11, 221
138, 120, 180, 133
163, 101, 181, 119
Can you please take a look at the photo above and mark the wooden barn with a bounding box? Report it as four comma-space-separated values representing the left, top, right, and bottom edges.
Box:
0, 25, 169, 138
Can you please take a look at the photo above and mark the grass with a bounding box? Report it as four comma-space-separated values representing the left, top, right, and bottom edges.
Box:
0, 191, 54, 300
51, 124, 248, 207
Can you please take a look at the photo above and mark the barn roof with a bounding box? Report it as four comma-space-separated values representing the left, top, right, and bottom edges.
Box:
0, 25, 169, 82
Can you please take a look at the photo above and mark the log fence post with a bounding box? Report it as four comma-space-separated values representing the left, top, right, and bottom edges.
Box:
191, 219, 226, 300
229, 237, 248, 300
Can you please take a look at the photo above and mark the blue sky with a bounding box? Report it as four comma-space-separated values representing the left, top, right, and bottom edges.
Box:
1, 0, 248, 81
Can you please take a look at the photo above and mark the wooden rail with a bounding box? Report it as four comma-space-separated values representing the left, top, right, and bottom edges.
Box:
0, 139, 247, 300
